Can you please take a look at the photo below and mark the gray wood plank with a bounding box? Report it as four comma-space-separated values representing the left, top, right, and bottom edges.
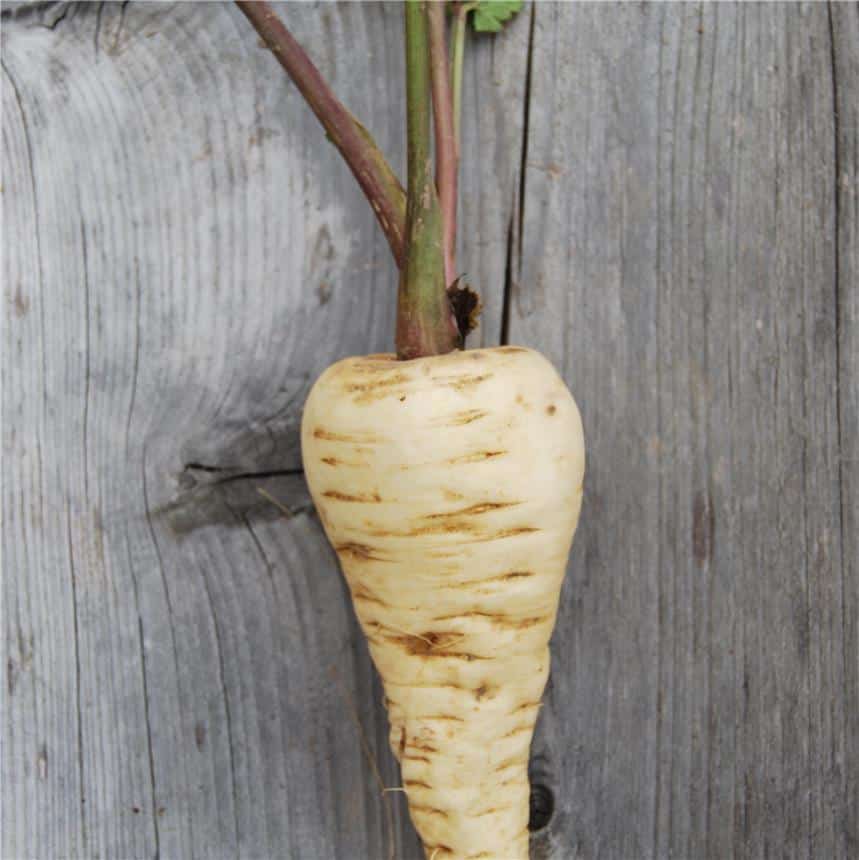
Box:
1, 2, 523, 859
512, 3, 855, 859
832, 4, 859, 855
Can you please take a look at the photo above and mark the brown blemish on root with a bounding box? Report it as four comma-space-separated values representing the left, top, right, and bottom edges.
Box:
336, 542, 388, 562
320, 455, 369, 468
351, 585, 390, 608
456, 526, 540, 543
448, 450, 506, 465
313, 427, 379, 443
374, 623, 434, 647
436, 373, 492, 392
403, 754, 431, 765
475, 526, 540, 542
474, 684, 491, 701
435, 610, 546, 631
439, 571, 536, 591
382, 621, 465, 656
497, 346, 528, 353
350, 384, 413, 404
344, 371, 410, 393
425, 501, 520, 520
404, 779, 432, 790
322, 490, 382, 503
494, 757, 521, 773
407, 741, 438, 753
511, 701, 541, 715
423, 714, 465, 723
437, 610, 506, 623
388, 631, 484, 660
546, 404, 557, 415
441, 408, 489, 426
370, 519, 478, 538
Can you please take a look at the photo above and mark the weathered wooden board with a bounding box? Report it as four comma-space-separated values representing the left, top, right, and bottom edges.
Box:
832, 2, 859, 849
2, 3, 856, 860
512, 4, 857, 859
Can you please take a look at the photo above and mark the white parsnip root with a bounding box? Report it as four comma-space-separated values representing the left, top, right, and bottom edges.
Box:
302, 346, 585, 860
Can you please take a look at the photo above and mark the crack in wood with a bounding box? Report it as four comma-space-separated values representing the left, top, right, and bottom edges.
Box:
501, 2, 537, 347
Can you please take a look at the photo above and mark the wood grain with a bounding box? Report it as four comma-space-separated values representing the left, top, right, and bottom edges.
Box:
513, 4, 856, 859
2, 2, 856, 859
831, 4, 859, 855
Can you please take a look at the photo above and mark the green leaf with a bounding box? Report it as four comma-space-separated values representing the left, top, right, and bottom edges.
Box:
471, 0, 524, 33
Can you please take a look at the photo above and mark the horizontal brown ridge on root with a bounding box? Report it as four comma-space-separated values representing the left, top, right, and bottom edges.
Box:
402, 754, 431, 764
435, 610, 515, 622
406, 741, 439, 753
323, 489, 382, 503
425, 501, 520, 519
432, 611, 548, 632
344, 372, 410, 394
447, 450, 506, 464
436, 373, 492, 391
438, 408, 490, 426
472, 526, 540, 542
351, 586, 390, 608
437, 571, 537, 590
313, 427, 381, 443
388, 637, 487, 661
335, 542, 388, 561
369, 520, 479, 538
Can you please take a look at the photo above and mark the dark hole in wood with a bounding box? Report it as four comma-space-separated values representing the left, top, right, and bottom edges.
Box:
528, 782, 554, 832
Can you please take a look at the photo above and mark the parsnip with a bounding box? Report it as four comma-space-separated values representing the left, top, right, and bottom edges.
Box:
302, 345, 585, 860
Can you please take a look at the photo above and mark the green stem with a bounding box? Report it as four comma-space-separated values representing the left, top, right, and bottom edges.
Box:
450, 2, 477, 160
396, 1, 459, 360
428, 1, 457, 288
235, 1, 407, 267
